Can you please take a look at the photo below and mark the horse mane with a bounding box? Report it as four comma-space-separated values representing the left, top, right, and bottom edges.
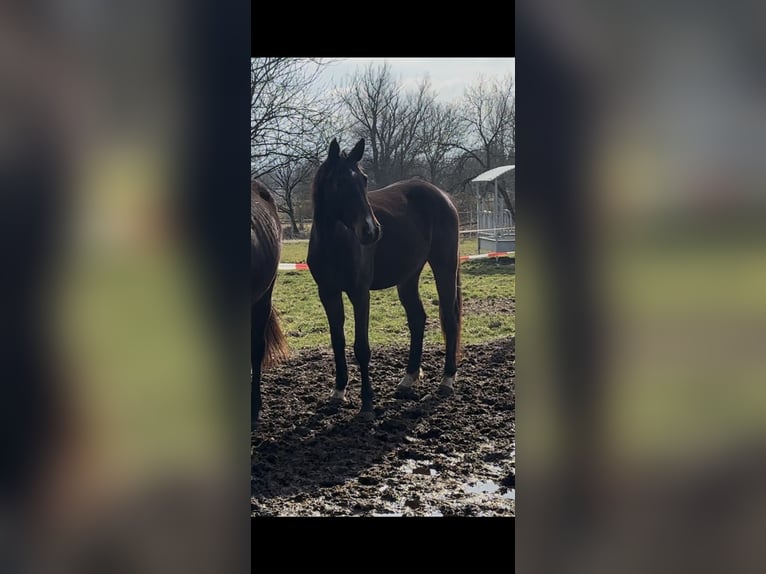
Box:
252, 179, 276, 205
311, 164, 326, 203
251, 179, 279, 231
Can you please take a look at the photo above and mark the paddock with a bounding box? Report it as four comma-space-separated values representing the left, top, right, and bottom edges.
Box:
251, 238, 515, 516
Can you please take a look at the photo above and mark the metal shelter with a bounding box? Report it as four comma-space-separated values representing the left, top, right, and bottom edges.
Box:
471, 165, 515, 252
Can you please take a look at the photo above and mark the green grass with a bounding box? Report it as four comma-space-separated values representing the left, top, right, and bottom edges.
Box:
281, 236, 492, 264
274, 238, 514, 350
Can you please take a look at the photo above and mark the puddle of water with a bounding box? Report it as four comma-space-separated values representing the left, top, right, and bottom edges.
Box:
372, 509, 442, 517
464, 480, 501, 495
485, 463, 505, 475
464, 479, 515, 502
401, 459, 438, 476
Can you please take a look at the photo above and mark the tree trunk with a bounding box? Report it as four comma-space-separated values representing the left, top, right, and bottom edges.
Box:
288, 213, 300, 235
284, 192, 300, 235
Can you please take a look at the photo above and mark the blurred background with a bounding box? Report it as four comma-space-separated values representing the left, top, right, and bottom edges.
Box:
0, 1, 249, 572
517, 2, 766, 573
8, 0, 766, 568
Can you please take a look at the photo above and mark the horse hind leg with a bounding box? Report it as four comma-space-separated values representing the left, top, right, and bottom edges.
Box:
251, 294, 271, 428
431, 259, 461, 396
395, 271, 426, 398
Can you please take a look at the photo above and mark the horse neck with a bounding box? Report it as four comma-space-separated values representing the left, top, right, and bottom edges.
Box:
311, 201, 337, 244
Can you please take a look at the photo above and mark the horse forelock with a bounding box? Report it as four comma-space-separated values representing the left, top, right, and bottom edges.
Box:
311, 154, 367, 211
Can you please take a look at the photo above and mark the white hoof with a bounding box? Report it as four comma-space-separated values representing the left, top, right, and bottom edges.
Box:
330, 388, 347, 402
397, 368, 423, 390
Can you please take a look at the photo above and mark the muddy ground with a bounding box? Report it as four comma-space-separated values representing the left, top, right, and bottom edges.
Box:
252, 337, 515, 516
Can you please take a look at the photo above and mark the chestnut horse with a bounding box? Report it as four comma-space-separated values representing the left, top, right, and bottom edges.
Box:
307, 138, 462, 418
251, 180, 288, 427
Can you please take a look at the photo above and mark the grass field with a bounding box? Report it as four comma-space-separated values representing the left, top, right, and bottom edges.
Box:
273, 237, 515, 349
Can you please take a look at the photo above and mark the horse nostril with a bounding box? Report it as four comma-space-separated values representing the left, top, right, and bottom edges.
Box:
358, 225, 377, 245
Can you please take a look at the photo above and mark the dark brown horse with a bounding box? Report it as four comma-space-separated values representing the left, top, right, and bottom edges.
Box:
307, 138, 462, 418
251, 180, 288, 426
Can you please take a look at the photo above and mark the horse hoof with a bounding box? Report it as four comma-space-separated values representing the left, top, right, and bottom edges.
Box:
329, 388, 347, 404
396, 368, 423, 399
395, 380, 419, 400
436, 384, 454, 398
397, 368, 423, 387
395, 387, 419, 400
357, 410, 375, 422
437, 376, 455, 397
420, 377, 455, 402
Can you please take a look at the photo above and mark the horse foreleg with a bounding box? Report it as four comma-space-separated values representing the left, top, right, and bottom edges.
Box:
319, 290, 348, 402
349, 290, 374, 417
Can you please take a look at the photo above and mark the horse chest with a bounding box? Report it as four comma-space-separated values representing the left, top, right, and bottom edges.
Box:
308, 243, 374, 292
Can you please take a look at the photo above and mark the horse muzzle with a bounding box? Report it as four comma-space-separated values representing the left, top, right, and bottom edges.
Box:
357, 215, 381, 245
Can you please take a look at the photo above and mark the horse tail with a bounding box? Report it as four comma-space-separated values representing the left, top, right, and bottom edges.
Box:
262, 304, 289, 368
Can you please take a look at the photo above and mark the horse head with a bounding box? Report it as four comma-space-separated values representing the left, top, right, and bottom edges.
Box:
313, 138, 381, 245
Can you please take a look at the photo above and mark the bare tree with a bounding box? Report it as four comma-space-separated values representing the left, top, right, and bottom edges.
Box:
458, 73, 515, 169
390, 78, 433, 180
339, 63, 435, 187
417, 100, 463, 185
340, 62, 396, 186
453, 73, 516, 212
263, 159, 314, 235
250, 58, 333, 179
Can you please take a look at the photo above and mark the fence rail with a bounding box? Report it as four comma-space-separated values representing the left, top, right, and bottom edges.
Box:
277, 251, 514, 271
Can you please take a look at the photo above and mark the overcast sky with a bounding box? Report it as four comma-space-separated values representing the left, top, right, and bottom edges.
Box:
319, 58, 515, 103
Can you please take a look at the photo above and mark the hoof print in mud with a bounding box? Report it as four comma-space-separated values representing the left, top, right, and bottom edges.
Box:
358, 475, 379, 486
420, 391, 447, 403
404, 496, 422, 510
380, 419, 407, 433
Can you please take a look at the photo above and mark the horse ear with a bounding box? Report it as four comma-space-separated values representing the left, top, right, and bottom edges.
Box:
328, 138, 340, 162
348, 138, 365, 163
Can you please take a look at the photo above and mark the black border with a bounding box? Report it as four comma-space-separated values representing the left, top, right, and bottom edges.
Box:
251, 7, 515, 558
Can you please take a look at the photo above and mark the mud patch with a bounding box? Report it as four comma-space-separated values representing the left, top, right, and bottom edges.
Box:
462, 296, 515, 317
252, 337, 515, 516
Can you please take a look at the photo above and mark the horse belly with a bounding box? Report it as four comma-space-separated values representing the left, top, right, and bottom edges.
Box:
370, 248, 425, 291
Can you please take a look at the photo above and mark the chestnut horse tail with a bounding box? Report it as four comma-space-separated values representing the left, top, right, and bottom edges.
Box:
262, 304, 289, 368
